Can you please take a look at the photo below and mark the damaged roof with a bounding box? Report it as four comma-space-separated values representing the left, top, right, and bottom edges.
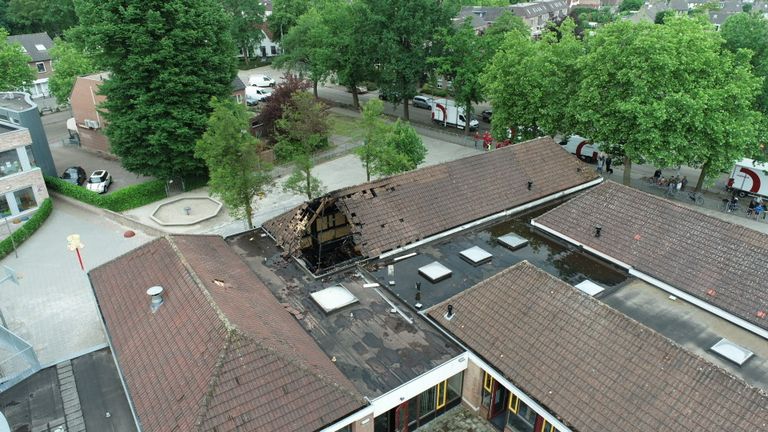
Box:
533, 181, 768, 333
89, 236, 365, 432
263, 137, 598, 258
428, 261, 768, 432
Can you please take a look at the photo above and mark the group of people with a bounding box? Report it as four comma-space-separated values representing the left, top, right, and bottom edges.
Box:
652, 169, 688, 193
596, 153, 613, 175
747, 197, 766, 218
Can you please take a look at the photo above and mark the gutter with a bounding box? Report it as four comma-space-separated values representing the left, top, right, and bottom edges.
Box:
380, 177, 603, 260
530, 221, 768, 341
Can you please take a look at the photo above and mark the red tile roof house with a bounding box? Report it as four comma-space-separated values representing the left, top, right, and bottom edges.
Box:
427, 261, 768, 432
263, 137, 602, 275
89, 235, 367, 431
532, 181, 768, 340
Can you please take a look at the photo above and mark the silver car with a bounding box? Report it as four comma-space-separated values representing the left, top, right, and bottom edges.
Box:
412, 95, 433, 109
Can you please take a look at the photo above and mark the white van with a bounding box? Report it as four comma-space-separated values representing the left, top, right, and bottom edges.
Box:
245, 86, 272, 105
727, 158, 768, 197
248, 74, 275, 87
561, 135, 600, 162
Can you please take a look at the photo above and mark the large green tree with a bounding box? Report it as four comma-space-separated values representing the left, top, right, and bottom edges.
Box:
196, 97, 272, 229
75, 0, 236, 180
220, 0, 264, 65
365, 0, 458, 120
48, 37, 96, 102
5, 0, 78, 37
273, 7, 331, 98
373, 119, 426, 176
483, 19, 582, 140
276, 92, 330, 199
268, 0, 310, 43
721, 13, 768, 113
573, 17, 762, 189
0, 27, 34, 91
355, 99, 390, 181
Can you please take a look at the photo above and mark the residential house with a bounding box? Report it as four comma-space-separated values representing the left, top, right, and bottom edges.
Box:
6, 33, 54, 99
456, 1, 569, 36
0, 92, 56, 177
69, 73, 248, 156
0, 123, 49, 219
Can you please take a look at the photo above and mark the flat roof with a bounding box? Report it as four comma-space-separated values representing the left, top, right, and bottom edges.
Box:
227, 231, 464, 398
369, 204, 628, 310
0, 92, 34, 112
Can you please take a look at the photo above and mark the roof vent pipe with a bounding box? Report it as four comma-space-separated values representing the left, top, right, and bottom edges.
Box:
147, 286, 164, 312
594, 225, 602, 238
446, 304, 454, 320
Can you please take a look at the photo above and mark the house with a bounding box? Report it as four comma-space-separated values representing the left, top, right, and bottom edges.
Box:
6, 33, 54, 99
254, 24, 281, 59
456, 1, 569, 35
69, 73, 248, 156
0, 92, 56, 177
0, 123, 50, 219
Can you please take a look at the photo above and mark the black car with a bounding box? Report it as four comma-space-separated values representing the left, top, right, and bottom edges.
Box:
60, 166, 87, 186
481, 110, 493, 122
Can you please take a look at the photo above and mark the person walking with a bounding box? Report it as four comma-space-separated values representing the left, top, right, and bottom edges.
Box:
596, 153, 605, 175
605, 156, 613, 175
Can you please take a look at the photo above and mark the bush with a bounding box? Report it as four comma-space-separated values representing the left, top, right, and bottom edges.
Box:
421, 84, 449, 98
363, 81, 378, 91
45, 176, 169, 211
0, 198, 53, 259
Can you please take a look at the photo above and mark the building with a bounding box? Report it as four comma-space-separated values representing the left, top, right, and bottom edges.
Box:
69, 73, 248, 156
0, 123, 50, 219
0, 92, 56, 177
6, 33, 54, 99
456, 1, 569, 35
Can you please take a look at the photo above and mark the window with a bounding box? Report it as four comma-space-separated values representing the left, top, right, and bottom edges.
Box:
540, 420, 557, 432
36, 62, 46, 73
481, 372, 494, 408
270, 45, 277, 55
14, 187, 37, 212
0, 195, 10, 218
446, 372, 463, 404
0, 149, 22, 178
419, 386, 436, 419
335, 425, 352, 432
25, 146, 36, 168
436, 381, 447, 409
508, 393, 520, 414
35, 44, 47, 51
517, 400, 537, 426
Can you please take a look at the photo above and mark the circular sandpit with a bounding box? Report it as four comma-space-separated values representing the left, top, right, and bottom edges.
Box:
150, 197, 223, 226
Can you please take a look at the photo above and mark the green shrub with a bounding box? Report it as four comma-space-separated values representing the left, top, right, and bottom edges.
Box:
421, 84, 448, 98
45, 176, 166, 211
0, 198, 53, 259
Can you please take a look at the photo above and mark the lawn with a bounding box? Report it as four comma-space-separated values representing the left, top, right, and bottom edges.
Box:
329, 114, 365, 141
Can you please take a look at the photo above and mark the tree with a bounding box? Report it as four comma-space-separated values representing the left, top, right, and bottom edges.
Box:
276, 92, 330, 199
195, 97, 271, 229
5, 0, 78, 37
572, 17, 762, 189
482, 11, 530, 44
220, 0, 264, 65
268, 0, 310, 43
48, 37, 96, 102
373, 119, 426, 176
365, 0, 458, 120
75, 0, 236, 180
721, 13, 768, 113
0, 27, 34, 91
257, 74, 310, 142
273, 7, 331, 98
618, 0, 643, 12
482, 19, 582, 140
355, 99, 391, 181
654, 9, 676, 24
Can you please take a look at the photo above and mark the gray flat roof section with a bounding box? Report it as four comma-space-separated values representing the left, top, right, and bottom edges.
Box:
0, 93, 34, 111
0, 124, 14, 134
227, 232, 464, 398
604, 278, 768, 391
370, 205, 628, 310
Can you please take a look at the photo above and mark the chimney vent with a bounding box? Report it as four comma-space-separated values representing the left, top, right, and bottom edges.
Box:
594, 225, 602, 238
445, 304, 454, 320
147, 285, 164, 311
527, 180, 533, 190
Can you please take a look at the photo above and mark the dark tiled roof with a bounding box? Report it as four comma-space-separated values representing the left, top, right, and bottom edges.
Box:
89, 236, 364, 432
428, 262, 768, 432
534, 181, 768, 332
231, 76, 245, 91
263, 137, 598, 258
6, 32, 53, 62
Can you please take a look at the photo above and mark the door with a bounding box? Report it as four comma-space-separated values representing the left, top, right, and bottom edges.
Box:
394, 401, 409, 432
489, 382, 508, 418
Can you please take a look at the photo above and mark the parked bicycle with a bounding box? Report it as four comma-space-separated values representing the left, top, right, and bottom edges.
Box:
687, 191, 704, 206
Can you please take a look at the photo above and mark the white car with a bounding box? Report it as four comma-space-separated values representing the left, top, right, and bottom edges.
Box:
245, 87, 273, 105
248, 74, 275, 87
86, 170, 112, 193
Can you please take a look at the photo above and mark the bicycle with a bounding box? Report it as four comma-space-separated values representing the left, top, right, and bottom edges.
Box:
687, 191, 704, 206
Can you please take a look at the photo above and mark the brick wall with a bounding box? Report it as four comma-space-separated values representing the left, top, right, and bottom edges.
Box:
462, 359, 484, 414
0, 169, 49, 209
0, 129, 32, 152
70, 76, 112, 156
32, 60, 53, 79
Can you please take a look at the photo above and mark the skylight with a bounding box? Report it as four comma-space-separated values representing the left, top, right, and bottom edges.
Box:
35, 44, 47, 51
419, 261, 452, 283
710, 339, 754, 366
498, 233, 528, 250
574, 280, 605, 296
459, 246, 492, 266
310, 284, 358, 313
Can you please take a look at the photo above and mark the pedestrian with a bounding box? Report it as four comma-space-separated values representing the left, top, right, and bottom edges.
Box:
680, 176, 688, 190
606, 156, 613, 175
596, 153, 605, 175
653, 169, 662, 184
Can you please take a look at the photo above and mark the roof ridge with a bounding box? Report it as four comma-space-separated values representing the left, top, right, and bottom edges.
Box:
195, 329, 236, 431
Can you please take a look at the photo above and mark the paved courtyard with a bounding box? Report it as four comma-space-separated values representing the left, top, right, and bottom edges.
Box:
0, 196, 153, 367
419, 406, 497, 432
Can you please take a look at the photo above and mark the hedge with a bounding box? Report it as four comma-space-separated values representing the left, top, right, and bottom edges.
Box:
421, 84, 449, 98
45, 175, 210, 212
0, 198, 53, 259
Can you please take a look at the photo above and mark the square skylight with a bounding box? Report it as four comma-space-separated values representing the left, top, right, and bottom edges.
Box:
419, 261, 453, 283
310, 284, 358, 313
710, 339, 754, 366
498, 233, 528, 250
460, 246, 492, 265
35, 44, 47, 51
574, 280, 605, 296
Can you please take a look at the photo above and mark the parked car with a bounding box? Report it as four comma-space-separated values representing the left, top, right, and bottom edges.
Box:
346, 86, 368, 95
248, 74, 275, 87
481, 110, 493, 122
246, 87, 272, 105
86, 170, 112, 193
412, 95, 433, 109
60, 166, 87, 186
378, 92, 402, 102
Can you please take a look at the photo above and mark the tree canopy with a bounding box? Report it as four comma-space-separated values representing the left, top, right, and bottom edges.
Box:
75, 0, 236, 180
267, 0, 311, 42
220, 0, 264, 64
721, 12, 768, 113
48, 37, 96, 102
618, 0, 643, 12
4, 0, 78, 37
0, 27, 34, 91
273, 7, 331, 98
196, 97, 272, 229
